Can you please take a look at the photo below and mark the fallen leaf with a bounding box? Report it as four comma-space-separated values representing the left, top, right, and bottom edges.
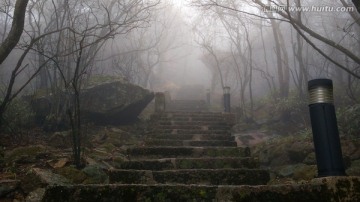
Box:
53, 158, 69, 168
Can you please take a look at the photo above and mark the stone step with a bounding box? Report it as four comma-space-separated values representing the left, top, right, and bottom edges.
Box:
126, 147, 250, 159
166, 100, 208, 110
155, 124, 231, 130
114, 157, 258, 170
144, 139, 237, 147
151, 129, 230, 135
158, 120, 233, 126
149, 134, 234, 141
41, 177, 360, 202
166, 106, 208, 110
162, 113, 234, 120
159, 117, 233, 122
108, 169, 270, 185
163, 111, 228, 116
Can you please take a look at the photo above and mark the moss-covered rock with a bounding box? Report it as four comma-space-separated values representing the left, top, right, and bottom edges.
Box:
54, 167, 87, 184
81, 165, 108, 184
4, 145, 48, 166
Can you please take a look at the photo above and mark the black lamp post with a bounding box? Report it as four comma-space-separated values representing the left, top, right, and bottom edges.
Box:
206, 89, 211, 106
223, 86, 230, 112
308, 79, 346, 177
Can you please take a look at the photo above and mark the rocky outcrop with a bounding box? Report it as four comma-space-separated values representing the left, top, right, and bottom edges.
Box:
80, 81, 154, 125
29, 80, 154, 126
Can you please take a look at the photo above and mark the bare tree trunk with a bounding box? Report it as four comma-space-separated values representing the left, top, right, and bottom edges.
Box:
38, 53, 48, 89
244, 24, 254, 117
352, 0, 360, 13
259, 22, 276, 94
69, 36, 85, 169
268, 17, 285, 98
0, 0, 29, 65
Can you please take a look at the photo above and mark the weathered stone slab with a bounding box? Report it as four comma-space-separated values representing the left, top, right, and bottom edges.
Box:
41, 177, 360, 202
109, 169, 270, 185
32, 168, 71, 186
156, 125, 232, 131
216, 176, 360, 202
174, 157, 258, 169
166, 100, 208, 112
144, 139, 237, 147
126, 147, 250, 159
152, 129, 231, 135
115, 157, 257, 170
149, 134, 234, 141
158, 121, 234, 126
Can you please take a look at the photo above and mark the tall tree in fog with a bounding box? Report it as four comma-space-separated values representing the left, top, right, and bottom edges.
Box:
192, 0, 360, 107
29, 0, 160, 168
352, 0, 360, 13
265, 11, 290, 98
112, 1, 185, 89
255, 0, 360, 79
194, 22, 225, 91
193, 0, 360, 78
216, 9, 255, 117
0, 0, 28, 65
0, 0, 29, 127
290, 0, 308, 98
0, 0, 160, 167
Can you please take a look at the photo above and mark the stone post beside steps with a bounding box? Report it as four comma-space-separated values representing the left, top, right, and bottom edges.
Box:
206, 89, 211, 106
155, 92, 166, 112
223, 86, 231, 112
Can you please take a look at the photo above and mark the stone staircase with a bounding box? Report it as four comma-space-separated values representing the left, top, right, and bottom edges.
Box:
41, 100, 360, 201
166, 99, 209, 112
108, 110, 269, 186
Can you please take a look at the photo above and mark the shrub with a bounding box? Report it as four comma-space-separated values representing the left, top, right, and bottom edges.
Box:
1, 98, 35, 133
337, 104, 360, 137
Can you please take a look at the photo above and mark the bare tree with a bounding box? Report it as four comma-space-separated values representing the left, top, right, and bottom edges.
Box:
0, 0, 160, 167
352, 0, 360, 13
192, 0, 360, 79
112, 2, 185, 90
0, 0, 29, 65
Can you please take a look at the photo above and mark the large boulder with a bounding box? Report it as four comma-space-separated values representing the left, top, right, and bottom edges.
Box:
80, 81, 154, 125
29, 80, 154, 126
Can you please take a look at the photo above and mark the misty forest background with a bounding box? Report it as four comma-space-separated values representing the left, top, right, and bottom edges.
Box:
0, 0, 360, 147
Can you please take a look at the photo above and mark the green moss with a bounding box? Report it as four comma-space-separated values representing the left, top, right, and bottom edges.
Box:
238, 190, 250, 200
86, 75, 125, 87
55, 166, 88, 184
205, 149, 217, 157
99, 143, 116, 152
154, 192, 166, 201
4, 145, 46, 165
199, 189, 207, 198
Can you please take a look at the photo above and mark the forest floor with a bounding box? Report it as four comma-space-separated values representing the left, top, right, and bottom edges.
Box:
0, 117, 360, 201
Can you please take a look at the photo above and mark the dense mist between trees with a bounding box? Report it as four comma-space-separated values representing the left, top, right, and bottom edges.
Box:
1, 0, 359, 129
0, 1, 360, 191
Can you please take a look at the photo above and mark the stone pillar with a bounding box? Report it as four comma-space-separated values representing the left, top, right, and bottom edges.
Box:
223, 86, 230, 112
206, 89, 211, 106
155, 92, 166, 112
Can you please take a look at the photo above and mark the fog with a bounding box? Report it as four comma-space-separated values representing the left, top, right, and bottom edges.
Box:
1, 0, 360, 112
1, 1, 360, 194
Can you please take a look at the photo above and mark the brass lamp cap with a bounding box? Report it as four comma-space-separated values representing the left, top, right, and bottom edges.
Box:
308, 79, 333, 104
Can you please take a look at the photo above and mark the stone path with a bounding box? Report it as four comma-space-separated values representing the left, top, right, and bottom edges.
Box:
109, 110, 270, 186
40, 100, 360, 201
